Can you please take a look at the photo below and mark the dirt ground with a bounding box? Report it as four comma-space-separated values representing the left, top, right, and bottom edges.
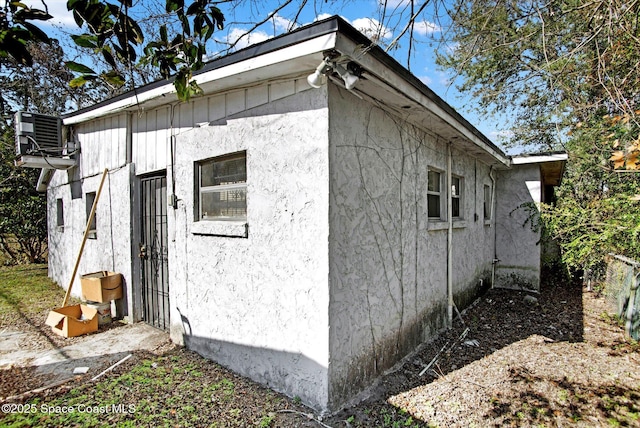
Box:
325, 273, 640, 427
2, 272, 639, 427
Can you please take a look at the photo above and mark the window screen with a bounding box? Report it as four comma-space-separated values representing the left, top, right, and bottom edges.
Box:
198, 152, 247, 221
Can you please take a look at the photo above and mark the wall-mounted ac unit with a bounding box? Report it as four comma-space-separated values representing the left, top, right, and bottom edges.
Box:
15, 111, 63, 156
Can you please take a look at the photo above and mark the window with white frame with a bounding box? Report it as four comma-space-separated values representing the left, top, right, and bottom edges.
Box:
484, 184, 492, 220
427, 169, 443, 219
451, 175, 463, 218
197, 151, 247, 221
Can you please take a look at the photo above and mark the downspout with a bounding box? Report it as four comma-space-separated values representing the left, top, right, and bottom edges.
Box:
447, 142, 453, 325
490, 166, 498, 289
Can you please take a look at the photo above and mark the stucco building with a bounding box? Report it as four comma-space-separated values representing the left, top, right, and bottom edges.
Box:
25, 17, 566, 412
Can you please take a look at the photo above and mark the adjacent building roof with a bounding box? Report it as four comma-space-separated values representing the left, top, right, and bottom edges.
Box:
511, 152, 568, 186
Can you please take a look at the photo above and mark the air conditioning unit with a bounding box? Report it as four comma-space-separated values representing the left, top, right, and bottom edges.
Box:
15, 111, 63, 156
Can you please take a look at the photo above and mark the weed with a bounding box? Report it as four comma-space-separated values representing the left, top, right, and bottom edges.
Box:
259, 413, 275, 427
557, 389, 569, 404
608, 417, 622, 427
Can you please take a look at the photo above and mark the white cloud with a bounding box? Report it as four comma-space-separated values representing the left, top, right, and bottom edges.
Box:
351, 17, 392, 41
226, 28, 271, 51
271, 14, 298, 32
25, 0, 76, 27
379, 0, 412, 7
315, 13, 334, 22
414, 20, 441, 36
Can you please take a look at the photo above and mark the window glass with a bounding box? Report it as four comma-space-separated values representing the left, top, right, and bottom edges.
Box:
427, 169, 442, 219
484, 185, 492, 219
56, 198, 64, 227
198, 152, 247, 221
452, 176, 462, 218
86, 192, 97, 238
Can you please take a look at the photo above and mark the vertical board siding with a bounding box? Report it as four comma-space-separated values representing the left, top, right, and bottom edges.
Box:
132, 107, 170, 175
131, 77, 309, 175
76, 113, 127, 176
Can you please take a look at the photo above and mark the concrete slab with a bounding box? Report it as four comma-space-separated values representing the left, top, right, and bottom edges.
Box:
0, 322, 171, 387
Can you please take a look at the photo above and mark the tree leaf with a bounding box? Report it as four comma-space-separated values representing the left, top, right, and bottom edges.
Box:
72, 9, 85, 27
22, 22, 50, 43
165, 0, 182, 13
102, 48, 117, 68
160, 24, 168, 43
610, 151, 625, 169
102, 70, 125, 86
65, 61, 96, 74
211, 6, 224, 30
13, 8, 53, 22
3, 37, 33, 66
69, 74, 98, 87
71, 34, 98, 48
180, 13, 190, 36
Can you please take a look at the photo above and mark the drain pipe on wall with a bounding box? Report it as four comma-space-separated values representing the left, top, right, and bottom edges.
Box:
490, 166, 498, 289
447, 142, 454, 326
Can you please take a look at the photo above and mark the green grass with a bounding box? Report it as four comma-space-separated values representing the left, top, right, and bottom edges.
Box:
0, 264, 68, 328
1, 352, 282, 428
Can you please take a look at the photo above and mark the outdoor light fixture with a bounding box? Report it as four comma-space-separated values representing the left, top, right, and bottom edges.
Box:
307, 57, 361, 91
307, 58, 332, 88
333, 63, 359, 91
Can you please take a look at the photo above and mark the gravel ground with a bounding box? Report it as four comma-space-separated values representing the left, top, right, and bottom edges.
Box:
2, 271, 639, 427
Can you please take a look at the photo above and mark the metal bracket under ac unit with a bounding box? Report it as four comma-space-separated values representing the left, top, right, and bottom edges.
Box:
15, 154, 76, 169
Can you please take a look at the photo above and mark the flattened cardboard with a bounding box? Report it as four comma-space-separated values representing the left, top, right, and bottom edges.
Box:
81, 271, 123, 303
45, 304, 98, 337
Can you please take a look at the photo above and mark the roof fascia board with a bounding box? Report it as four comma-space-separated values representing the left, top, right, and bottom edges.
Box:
63, 32, 337, 125
511, 153, 568, 164
334, 32, 510, 167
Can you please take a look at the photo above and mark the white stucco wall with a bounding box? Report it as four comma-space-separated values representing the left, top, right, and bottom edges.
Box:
168, 83, 331, 410
494, 163, 542, 290
47, 165, 133, 316
46, 74, 512, 413
326, 84, 495, 408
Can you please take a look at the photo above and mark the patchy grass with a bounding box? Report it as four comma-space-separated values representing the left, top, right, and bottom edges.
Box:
2, 266, 640, 427
0, 348, 312, 427
0, 264, 68, 328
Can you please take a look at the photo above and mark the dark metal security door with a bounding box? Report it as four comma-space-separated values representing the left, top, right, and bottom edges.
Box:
140, 175, 170, 330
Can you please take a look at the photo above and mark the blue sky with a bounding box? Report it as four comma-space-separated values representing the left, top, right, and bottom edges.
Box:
29, 0, 510, 151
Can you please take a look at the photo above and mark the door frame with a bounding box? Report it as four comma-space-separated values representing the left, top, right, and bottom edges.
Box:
131, 170, 170, 329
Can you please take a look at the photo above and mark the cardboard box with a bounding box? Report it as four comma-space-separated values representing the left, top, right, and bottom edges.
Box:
81, 271, 123, 303
45, 304, 98, 337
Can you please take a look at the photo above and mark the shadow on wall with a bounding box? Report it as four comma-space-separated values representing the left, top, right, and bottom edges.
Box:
176, 308, 329, 412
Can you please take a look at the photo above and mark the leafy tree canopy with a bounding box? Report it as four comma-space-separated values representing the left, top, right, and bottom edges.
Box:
438, 0, 640, 270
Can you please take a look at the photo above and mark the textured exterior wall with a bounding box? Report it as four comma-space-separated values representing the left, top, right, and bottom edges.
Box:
494, 163, 542, 290
46, 73, 515, 413
326, 84, 495, 409
168, 82, 331, 410
47, 165, 134, 318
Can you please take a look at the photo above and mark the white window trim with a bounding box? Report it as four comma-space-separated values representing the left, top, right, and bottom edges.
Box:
191, 220, 248, 237
194, 151, 248, 237
451, 175, 463, 220
427, 168, 445, 221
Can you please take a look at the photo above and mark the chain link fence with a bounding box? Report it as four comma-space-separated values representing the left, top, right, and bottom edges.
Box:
601, 254, 640, 340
